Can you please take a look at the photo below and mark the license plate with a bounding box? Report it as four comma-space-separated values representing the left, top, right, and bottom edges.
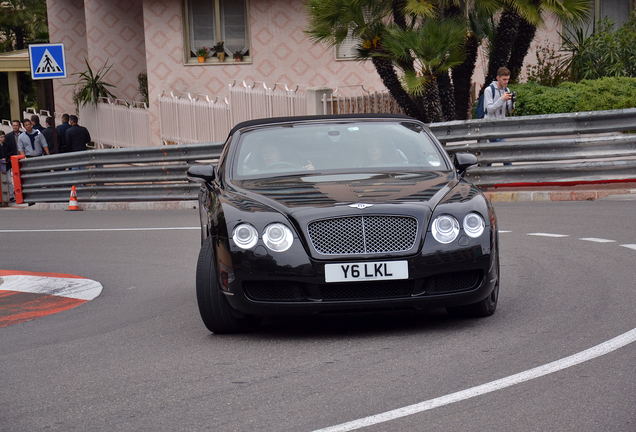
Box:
324, 261, 408, 283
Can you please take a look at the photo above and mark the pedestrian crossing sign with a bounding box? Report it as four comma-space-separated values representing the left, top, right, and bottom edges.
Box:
29, 43, 67, 80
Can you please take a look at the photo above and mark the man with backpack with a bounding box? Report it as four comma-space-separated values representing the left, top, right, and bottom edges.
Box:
484, 67, 515, 120
477, 66, 515, 165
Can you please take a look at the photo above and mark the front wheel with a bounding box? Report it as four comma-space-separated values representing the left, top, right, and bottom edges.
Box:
196, 237, 262, 333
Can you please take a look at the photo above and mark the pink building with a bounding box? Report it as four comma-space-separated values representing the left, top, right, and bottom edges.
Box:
47, 0, 388, 145
46, 0, 630, 146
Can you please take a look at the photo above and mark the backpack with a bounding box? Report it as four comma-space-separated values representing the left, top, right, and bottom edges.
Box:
475, 84, 497, 119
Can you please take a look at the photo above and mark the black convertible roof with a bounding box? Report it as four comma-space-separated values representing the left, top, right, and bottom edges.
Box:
228, 113, 416, 137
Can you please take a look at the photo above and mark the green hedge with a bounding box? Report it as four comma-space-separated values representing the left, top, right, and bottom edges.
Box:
509, 77, 636, 116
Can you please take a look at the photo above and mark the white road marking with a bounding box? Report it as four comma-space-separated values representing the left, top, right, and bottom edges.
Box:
499, 230, 512, 233
312, 327, 636, 432
0, 275, 102, 300
620, 244, 636, 250
527, 233, 569, 238
0, 227, 200, 233
580, 238, 616, 243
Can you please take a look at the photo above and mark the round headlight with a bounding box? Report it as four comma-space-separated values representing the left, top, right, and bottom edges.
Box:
431, 215, 460, 244
232, 223, 258, 249
263, 223, 294, 252
463, 213, 485, 238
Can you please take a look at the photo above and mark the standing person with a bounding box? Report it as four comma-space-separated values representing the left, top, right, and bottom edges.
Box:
484, 67, 515, 166
0, 131, 6, 155
17, 119, 50, 157
42, 117, 57, 153
0, 131, 14, 201
2, 121, 20, 202
56, 113, 70, 153
4, 120, 22, 157
31, 114, 45, 132
65, 115, 91, 152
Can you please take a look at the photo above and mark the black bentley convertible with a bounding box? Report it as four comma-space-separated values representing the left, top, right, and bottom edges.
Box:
187, 114, 499, 333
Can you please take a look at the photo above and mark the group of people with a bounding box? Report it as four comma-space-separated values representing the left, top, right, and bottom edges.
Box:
0, 114, 91, 202
1, 114, 91, 158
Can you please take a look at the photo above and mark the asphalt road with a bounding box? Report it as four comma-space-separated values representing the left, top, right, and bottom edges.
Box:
1, 201, 635, 431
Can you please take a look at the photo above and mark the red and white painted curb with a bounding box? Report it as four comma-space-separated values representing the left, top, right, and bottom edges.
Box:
0, 270, 102, 327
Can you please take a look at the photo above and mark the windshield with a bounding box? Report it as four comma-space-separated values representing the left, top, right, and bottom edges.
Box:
232, 121, 449, 179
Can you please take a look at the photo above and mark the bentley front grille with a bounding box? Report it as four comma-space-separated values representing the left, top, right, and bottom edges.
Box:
308, 215, 418, 255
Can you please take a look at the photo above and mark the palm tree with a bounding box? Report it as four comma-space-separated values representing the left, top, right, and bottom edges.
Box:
449, 3, 497, 119
381, 19, 466, 122
452, 32, 480, 120
304, 0, 589, 121
483, 0, 590, 91
0, 0, 48, 51
304, 0, 425, 121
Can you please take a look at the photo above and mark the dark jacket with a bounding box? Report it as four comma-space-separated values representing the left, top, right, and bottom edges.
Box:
65, 124, 92, 152
1, 132, 19, 161
56, 121, 70, 152
42, 127, 56, 153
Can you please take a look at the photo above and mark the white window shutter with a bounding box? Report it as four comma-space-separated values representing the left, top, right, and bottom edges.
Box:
336, 37, 359, 60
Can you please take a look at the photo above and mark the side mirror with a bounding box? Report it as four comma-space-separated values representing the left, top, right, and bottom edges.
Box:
453, 152, 478, 176
187, 164, 215, 183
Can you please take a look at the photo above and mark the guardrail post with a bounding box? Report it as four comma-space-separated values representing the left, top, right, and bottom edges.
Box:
10, 155, 25, 204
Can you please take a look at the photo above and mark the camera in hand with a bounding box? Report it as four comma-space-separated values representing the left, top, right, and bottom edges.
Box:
510, 91, 517, 103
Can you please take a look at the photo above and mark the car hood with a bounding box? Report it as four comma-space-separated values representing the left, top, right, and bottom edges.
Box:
230, 171, 456, 215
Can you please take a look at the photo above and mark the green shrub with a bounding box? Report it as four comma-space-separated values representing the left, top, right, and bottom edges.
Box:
510, 77, 636, 116
561, 13, 636, 81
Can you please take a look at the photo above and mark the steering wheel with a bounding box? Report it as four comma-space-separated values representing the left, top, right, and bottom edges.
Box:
264, 161, 299, 170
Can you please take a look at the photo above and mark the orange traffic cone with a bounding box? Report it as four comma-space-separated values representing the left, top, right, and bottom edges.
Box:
68, 185, 81, 211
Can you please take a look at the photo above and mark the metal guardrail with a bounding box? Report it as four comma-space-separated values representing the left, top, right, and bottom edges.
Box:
12, 142, 224, 203
444, 133, 636, 186
429, 108, 636, 143
9, 108, 636, 204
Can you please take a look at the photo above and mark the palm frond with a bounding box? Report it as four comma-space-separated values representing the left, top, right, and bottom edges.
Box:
402, 0, 438, 18
542, 0, 591, 25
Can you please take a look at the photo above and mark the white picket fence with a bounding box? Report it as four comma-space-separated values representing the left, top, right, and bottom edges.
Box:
158, 81, 308, 144
9, 81, 402, 148
323, 86, 404, 116
78, 99, 151, 148
158, 92, 232, 145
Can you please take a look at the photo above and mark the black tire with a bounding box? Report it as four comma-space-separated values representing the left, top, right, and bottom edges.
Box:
196, 237, 262, 333
447, 257, 499, 318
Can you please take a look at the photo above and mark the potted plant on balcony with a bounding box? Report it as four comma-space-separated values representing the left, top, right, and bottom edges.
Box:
213, 41, 225, 62
195, 47, 209, 63
233, 50, 244, 62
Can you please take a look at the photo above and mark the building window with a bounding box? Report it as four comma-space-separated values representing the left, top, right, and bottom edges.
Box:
186, 0, 250, 63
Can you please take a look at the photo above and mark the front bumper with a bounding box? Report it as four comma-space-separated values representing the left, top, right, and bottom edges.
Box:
218, 230, 498, 316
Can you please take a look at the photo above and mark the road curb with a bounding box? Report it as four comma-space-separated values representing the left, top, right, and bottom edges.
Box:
484, 188, 636, 202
